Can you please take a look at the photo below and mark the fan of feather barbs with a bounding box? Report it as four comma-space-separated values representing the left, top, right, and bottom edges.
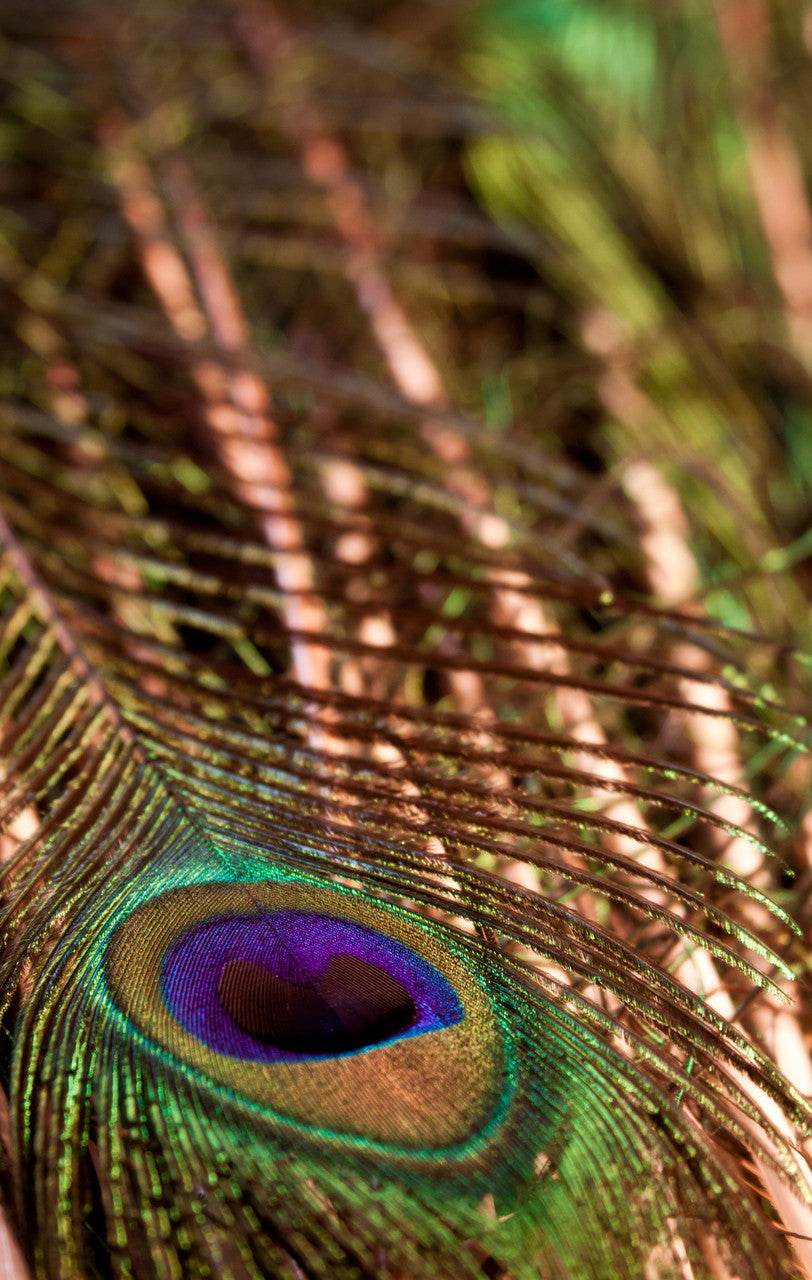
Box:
2, 1, 812, 1277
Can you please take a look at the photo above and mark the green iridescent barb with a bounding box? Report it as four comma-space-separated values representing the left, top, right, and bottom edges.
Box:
1, 2, 812, 1278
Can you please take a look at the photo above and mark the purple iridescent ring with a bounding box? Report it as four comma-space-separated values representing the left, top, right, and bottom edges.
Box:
161, 910, 464, 1061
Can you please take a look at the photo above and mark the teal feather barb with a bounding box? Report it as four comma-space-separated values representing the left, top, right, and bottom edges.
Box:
1, 1, 812, 1277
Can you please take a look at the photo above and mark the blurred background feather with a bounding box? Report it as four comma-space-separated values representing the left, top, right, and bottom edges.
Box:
2, 1, 812, 1277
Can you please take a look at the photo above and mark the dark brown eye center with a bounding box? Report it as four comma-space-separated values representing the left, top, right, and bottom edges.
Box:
217, 953, 417, 1054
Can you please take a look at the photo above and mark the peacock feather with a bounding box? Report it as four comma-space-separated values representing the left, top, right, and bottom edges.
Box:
2, 1, 812, 1277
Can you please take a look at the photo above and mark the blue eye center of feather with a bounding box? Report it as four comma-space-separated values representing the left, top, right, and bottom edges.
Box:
217, 954, 417, 1053
161, 909, 463, 1061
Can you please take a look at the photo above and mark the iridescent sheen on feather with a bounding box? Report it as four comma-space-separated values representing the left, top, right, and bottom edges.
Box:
104, 876, 508, 1149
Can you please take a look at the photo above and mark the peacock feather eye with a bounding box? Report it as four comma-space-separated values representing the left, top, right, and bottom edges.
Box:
104, 876, 509, 1151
